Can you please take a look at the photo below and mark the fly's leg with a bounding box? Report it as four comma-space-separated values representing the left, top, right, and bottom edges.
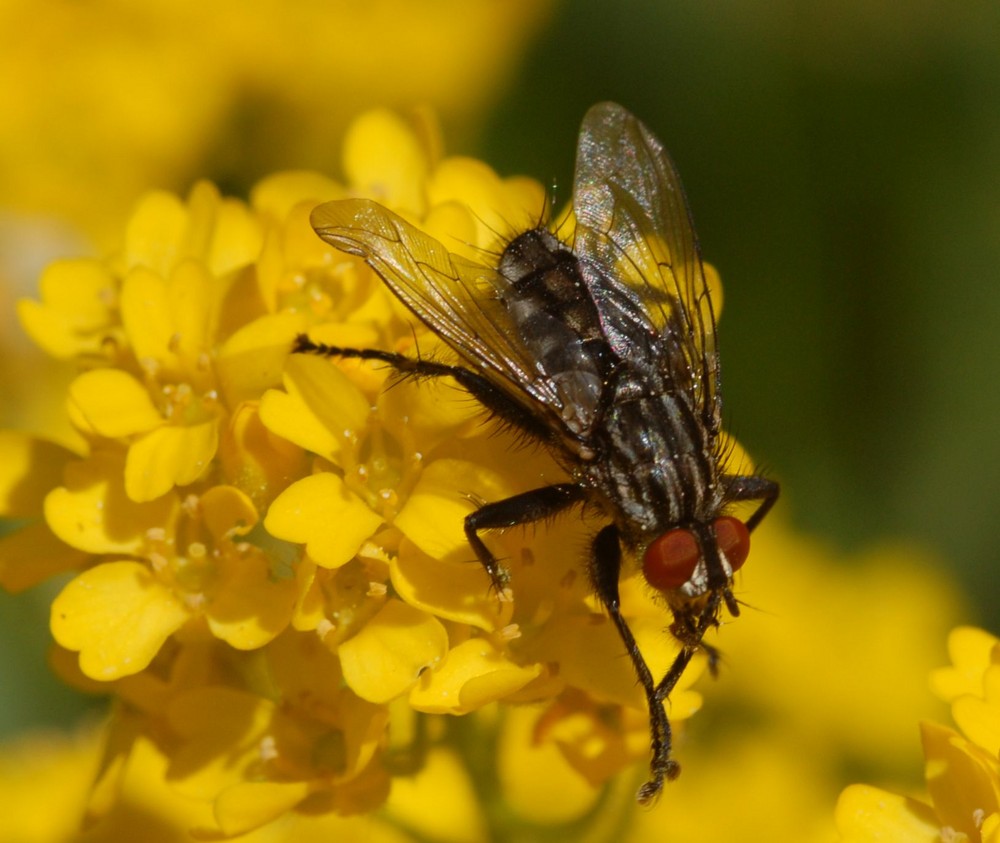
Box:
294, 335, 557, 443
295, 334, 586, 590
464, 484, 586, 592
655, 599, 720, 703
722, 474, 780, 532
590, 524, 678, 805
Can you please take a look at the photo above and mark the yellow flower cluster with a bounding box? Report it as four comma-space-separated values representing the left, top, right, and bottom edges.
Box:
3, 100, 980, 842
2, 110, 707, 838
837, 626, 1000, 843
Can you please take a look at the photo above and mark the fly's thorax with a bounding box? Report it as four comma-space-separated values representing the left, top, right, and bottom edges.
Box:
587, 376, 722, 537
498, 228, 567, 282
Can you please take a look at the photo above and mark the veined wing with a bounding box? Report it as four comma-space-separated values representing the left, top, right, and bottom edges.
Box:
311, 199, 584, 438
572, 102, 722, 433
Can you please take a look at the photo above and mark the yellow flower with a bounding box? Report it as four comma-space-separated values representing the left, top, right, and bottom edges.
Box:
4, 108, 712, 838
0, 431, 88, 592
0, 728, 103, 843
836, 626, 1000, 843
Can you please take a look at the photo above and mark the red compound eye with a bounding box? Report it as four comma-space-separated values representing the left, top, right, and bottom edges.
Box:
643, 528, 700, 591
713, 516, 751, 572
643, 518, 752, 592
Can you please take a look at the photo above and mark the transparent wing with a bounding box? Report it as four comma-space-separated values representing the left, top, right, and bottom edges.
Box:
311, 199, 574, 431
572, 102, 722, 432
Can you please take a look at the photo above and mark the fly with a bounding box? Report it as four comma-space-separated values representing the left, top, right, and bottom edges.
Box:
296, 102, 778, 803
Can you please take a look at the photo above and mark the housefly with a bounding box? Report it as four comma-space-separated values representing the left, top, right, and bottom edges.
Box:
296, 102, 778, 803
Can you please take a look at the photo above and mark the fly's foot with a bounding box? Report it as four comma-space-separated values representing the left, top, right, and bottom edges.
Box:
637, 758, 681, 806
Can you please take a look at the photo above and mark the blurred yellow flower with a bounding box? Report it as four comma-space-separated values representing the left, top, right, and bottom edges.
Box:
837, 626, 1000, 843
712, 528, 965, 770
0, 728, 102, 843
0, 0, 556, 250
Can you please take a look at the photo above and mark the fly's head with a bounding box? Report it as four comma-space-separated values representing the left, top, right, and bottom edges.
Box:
641, 517, 750, 634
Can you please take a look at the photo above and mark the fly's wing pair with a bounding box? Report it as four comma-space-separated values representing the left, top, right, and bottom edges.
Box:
310, 102, 720, 439
572, 101, 722, 435
310, 200, 580, 437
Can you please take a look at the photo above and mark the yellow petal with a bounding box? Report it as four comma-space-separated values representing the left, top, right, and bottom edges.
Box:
291, 559, 325, 632
124, 189, 188, 277
166, 686, 272, 775
952, 658, 1000, 754
953, 691, 1000, 757
117, 258, 216, 379
124, 421, 217, 502
284, 353, 372, 441
377, 375, 480, 451
206, 552, 296, 650
338, 599, 448, 703
18, 259, 117, 358
343, 109, 429, 214
165, 688, 286, 832
214, 781, 313, 837
181, 181, 223, 262
250, 170, 342, 220
921, 720, 999, 838
68, 369, 163, 438
391, 539, 509, 631
0, 728, 104, 842
426, 157, 512, 246
199, 484, 259, 542
171, 260, 215, 358
409, 638, 542, 714
216, 312, 308, 408
497, 705, 600, 824
0, 521, 89, 593
0, 431, 76, 518
261, 353, 371, 458
834, 784, 941, 842
265, 473, 382, 569
522, 609, 700, 716
394, 458, 509, 561
420, 202, 480, 262
204, 193, 263, 276
37, 259, 116, 329
984, 813, 1000, 843
219, 401, 308, 511
259, 387, 342, 460
115, 735, 218, 832
44, 453, 178, 554
500, 175, 546, 230
51, 561, 189, 680
120, 266, 174, 367
703, 261, 724, 318
931, 626, 1000, 702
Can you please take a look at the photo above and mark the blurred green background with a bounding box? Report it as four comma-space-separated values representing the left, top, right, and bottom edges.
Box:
2, 0, 998, 741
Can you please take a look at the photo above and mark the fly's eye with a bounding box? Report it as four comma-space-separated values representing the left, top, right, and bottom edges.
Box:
642, 528, 700, 591
713, 516, 751, 572
642, 518, 752, 592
